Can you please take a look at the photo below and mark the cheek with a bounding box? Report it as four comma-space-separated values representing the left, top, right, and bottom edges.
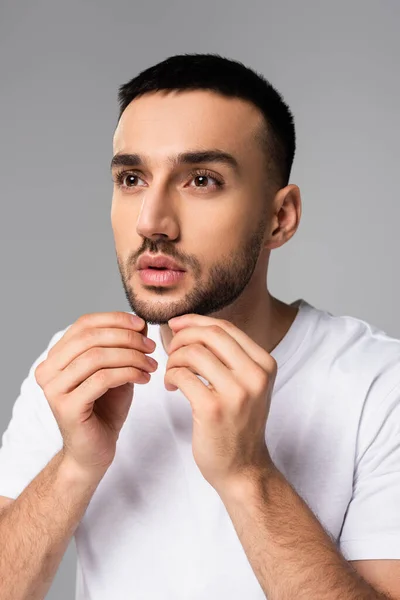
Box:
187, 204, 252, 252
110, 196, 120, 228
187, 199, 244, 232
111, 199, 138, 234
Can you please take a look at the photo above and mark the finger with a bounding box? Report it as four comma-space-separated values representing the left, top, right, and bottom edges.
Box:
167, 325, 261, 387
166, 343, 235, 397
169, 315, 275, 374
59, 366, 151, 421
165, 366, 210, 408
51, 312, 147, 349
46, 346, 158, 396
39, 327, 155, 387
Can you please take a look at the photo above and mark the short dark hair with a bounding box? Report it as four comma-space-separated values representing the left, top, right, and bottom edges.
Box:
116, 53, 296, 189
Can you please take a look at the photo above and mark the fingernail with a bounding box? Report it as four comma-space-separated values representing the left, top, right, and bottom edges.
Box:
132, 314, 145, 326
147, 356, 158, 367
143, 336, 156, 349
168, 316, 182, 324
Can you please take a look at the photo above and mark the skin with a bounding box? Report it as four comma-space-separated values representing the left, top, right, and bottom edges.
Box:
110, 89, 302, 357
109, 89, 400, 596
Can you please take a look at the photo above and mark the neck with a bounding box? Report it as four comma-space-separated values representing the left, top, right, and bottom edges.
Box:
159, 291, 299, 358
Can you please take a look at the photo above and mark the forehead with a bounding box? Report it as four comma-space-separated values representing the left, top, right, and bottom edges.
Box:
112, 89, 264, 158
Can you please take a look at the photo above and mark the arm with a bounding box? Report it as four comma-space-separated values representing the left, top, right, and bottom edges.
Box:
162, 314, 400, 598
0, 449, 106, 600
219, 463, 398, 600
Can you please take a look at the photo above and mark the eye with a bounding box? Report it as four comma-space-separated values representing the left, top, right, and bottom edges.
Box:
113, 171, 145, 189
112, 168, 225, 192
187, 169, 224, 190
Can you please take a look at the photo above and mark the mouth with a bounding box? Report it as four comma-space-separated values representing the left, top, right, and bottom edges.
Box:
138, 267, 186, 286
137, 254, 186, 271
140, 266, 185, 272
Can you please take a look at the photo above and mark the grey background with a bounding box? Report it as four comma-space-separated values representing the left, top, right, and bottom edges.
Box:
1, 0, 399, 597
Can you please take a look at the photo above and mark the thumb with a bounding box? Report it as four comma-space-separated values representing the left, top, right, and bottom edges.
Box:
141, 320, 148, 338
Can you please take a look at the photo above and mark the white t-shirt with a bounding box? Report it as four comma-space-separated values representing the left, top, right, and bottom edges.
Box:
0, 298, 400, 599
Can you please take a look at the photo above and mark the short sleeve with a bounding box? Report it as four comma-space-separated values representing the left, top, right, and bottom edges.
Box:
339, 379, 400, 560
0, 328, 68, 500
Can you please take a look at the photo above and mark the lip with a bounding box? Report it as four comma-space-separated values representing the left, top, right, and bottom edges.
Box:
137, 253, 185, 271
139, 268, 186, 286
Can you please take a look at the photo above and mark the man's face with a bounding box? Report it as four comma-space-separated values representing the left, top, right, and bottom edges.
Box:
111, 89, 273, 325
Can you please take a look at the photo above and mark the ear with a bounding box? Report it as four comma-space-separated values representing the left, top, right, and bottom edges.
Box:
264, 184, 302, 250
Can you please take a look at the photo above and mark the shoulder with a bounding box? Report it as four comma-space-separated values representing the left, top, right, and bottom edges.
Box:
308, 303, 400, 414
315, 306, 400, 370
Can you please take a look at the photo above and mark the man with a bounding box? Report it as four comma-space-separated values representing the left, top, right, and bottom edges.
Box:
0, 53, 399, 600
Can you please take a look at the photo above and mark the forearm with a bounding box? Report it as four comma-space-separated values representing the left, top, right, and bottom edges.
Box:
219, 464, 390, 600
0, 449, 105, 600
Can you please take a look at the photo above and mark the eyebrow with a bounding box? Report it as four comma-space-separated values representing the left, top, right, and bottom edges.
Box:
110, 150, 240, 175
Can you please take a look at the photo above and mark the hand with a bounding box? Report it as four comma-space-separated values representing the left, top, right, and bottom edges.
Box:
34, 312, 157, 476
164, 314, 276, 494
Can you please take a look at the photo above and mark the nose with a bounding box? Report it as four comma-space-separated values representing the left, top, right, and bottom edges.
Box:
135, 183, 180, 241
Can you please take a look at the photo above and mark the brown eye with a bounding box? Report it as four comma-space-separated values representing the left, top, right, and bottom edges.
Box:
188, 171, 224, 190
194, 175, 209, 187
123, 174, 139, 187
114, 172, 145, 189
